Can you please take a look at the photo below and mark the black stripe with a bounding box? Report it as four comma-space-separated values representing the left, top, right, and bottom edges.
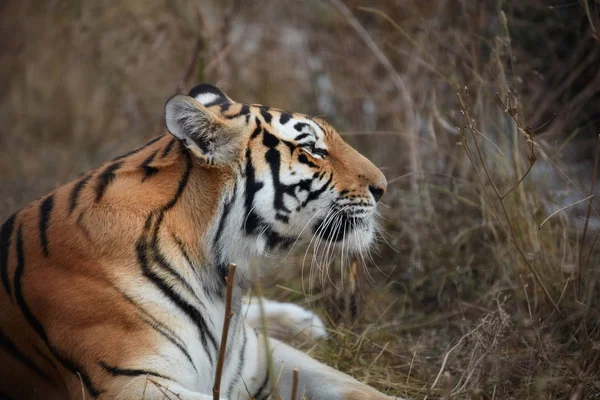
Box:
136, 152, 218, 361
243, 149, 264, 235
95, 161, 122, 202
112, 135, 163, 161
150, 213, 215, 336
161, 138, 177, 158
243, 121, 265, 236
259, 107, 272, 123
293, 122, 308, 132
294, 133, 311, 141
76, 213, 92, 242
313, 148, 328, 157
213, 185, 236, 250
140, 150, 159, 181
39, 195, 54, 257
213, 184, 237, 281
301, 173, 333, 207
227, 325, 247, 398
0, 213, 16, 297
13, 224, 101, 396
33, 345, 59, 374
224, 104, 250, 120
0, 328, 54, 383
137, 239, 217, 364
298, 153, 319, 169
151, 226, 204, 303
69, 174, 93, 215
264, 134, 291, 215
173, 236, 194, 269
174, 235, 217, 301
252, 366, 270, 400
99, 361, 171, 380
115, 287, 196, 371
203, 99, 226, 108
279, 112, 292, 125
250, 120, 262, 139
140, 315, 197, 371
163, 149, 192, 211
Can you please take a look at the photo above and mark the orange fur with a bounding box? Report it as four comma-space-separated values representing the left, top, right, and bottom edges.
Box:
0, 92, 389, 399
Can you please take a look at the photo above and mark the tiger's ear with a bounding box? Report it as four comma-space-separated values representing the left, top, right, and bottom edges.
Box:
165, 94, 243, 166
188, 83, 234, 107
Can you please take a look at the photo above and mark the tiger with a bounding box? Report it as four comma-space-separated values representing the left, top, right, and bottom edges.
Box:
0, 83, 403, 400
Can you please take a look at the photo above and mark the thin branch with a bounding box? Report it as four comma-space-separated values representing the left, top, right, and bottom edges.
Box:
176, 38, 204, 93
458, 90, 561, 315
430, 318, 487, 390
501, 161, 534, 199
291, 369, 299, 400
213, 263, 237, 400
586, 226, 600, 264
577, 134, 600, 299
538, 195, 594, 232
443, 372, 453, 400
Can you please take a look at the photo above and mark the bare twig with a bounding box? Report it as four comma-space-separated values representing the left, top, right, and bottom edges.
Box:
538, 195, 594, 232
458, 89, 561, 315
569, 383, 584, 400
442, 372, 452, 400
577, 134, 600, 299
290, 369, 299, 400
430, 318, 487, 390
176, 38, 204, 93
213, 263, 237, 400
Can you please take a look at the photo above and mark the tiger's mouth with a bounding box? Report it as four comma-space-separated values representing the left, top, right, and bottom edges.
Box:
313, 213, 371, 243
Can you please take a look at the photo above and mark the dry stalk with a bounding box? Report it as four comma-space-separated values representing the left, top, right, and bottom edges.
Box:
176, 38, 204, 93
430, 317, 487, 390
291, 369, 299, 400
538, 195, 594, 232
213, 263, 237, 400
577, 135, 600, 300
457, 89, 561, 315
442, 372, 452, 400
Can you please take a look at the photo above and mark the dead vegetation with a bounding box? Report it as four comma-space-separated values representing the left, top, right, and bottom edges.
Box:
2, 0, 600, 398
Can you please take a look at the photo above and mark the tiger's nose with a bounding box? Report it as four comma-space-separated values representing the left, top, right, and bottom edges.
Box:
368, 183, 386, 203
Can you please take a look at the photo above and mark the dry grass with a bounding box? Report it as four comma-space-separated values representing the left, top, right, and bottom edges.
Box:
2, 0, 600, 399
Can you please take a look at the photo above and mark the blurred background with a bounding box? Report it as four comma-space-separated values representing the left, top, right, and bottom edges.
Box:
2, 0, 600, 398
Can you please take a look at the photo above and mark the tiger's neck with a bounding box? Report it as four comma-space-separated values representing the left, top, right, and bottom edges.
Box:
81, 134, 260, 295
155, 140, 260, 292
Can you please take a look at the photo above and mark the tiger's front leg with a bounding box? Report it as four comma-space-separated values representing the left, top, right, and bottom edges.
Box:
100, 377, 226, 400
254, 335, 404, 400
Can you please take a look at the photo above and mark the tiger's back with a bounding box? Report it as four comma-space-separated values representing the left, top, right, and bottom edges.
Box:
0, 135, 209, 398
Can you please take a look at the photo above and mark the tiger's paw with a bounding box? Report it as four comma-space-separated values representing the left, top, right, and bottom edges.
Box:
344, 391, 406, 400
242, 298, 328, 340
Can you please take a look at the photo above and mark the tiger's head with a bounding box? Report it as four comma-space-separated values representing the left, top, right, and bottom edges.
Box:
165, 84, 386, 263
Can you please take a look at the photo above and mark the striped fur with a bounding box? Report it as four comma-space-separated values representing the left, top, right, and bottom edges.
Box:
0, 84, 401, 400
